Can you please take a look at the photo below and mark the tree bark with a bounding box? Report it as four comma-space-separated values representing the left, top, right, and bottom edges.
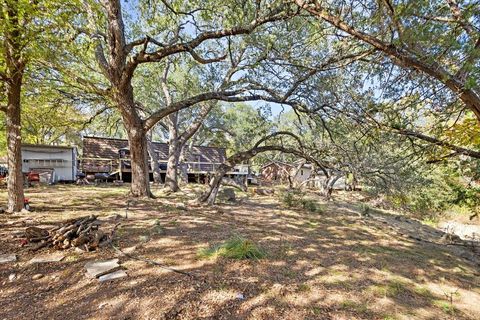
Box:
3, 2, 26, 213
115, 85, 152, 197
165, 112, 182, 192
126, 125, 152, 197
147, 136, 162, 184
320, 173, 341, 200
198, 164, 230, 205
5, 70, 25, 212
165, 138, 182, 192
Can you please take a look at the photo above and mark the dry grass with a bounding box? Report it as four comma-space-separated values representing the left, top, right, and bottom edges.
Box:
0, 184, 479, 320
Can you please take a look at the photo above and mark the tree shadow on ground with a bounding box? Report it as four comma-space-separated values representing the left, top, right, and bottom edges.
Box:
0, 187, 479, 320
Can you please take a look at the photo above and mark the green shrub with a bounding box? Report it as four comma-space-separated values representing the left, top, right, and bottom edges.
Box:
299, 198, 321, 213
280, 191, 300, 208
279, 191, 321, 213
197, 235, 266, 260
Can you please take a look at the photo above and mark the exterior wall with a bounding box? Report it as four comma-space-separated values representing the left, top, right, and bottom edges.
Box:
233, 164, 249, 174
82, 136, 228, 176
21, 146, 77, 182
293, 167, 312, 184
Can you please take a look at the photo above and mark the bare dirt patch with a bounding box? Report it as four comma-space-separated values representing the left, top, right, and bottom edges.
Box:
0, 185, 479, 320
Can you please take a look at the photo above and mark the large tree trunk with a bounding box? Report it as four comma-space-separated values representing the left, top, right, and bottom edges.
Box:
147, 136, 162, 184
164, 112, 182, 192
5, 71, 25, 212
126, 126, 152, 197
117, 85, 152, 197
4, 2, 26, 213
165, 138, 182, 192
178, 148, 189, 184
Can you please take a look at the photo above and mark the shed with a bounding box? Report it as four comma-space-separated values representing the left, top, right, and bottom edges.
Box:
21, 144, 78, 183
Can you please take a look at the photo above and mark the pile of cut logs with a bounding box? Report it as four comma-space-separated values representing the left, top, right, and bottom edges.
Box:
25, 215, 109, 251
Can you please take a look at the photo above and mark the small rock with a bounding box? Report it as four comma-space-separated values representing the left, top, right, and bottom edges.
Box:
98, 270, 127, 282
8, 273, 16, 282
218, 188, 236, 202
236, 293, 245, 300
32, 274, 44, 280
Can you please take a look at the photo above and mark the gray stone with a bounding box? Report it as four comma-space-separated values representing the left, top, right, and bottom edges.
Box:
29, 252, 65, 264
8, 273, 16, 282
85, 259, 120, 278
98, 270, 127, 282
0, 254, 16, 264
218, 188, 236, 202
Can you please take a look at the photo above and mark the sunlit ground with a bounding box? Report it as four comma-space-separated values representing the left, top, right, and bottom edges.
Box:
0, 184, 479, 320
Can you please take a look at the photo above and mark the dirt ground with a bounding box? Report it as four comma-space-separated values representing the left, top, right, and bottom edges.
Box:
0, 184, 479, 320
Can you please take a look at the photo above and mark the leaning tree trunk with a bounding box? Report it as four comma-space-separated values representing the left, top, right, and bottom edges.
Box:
5, 70, 25, 212
289, 160, 306, 189
198, 164, 230, 205
321, 174, 341, 200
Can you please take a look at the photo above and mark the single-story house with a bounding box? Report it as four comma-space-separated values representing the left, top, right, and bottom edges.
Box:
21, 144, 78, 183
80, 136, 249, 182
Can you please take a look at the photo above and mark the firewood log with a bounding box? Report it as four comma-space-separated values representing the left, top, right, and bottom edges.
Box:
71, 234, 89, 247
26, 215, 106, 252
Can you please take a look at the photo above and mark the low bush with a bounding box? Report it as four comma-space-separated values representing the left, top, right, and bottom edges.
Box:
279, 190, 322, 213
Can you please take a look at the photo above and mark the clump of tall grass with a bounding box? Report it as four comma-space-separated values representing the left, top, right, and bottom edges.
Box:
197, 235, 266, 260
